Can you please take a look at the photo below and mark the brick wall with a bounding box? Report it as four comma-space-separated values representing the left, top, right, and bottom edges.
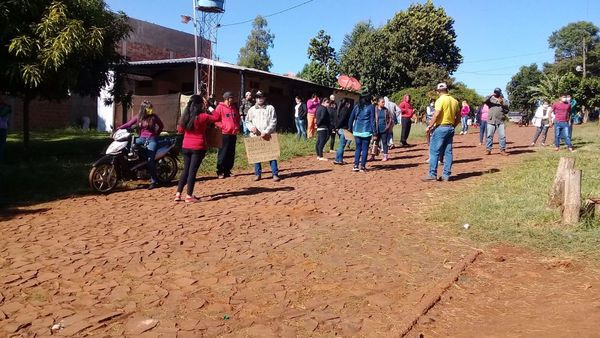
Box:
6, 96, 97, 132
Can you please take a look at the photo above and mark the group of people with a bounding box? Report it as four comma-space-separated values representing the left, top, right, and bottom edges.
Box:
117, 90, 279, 202
529, 93, 577, 152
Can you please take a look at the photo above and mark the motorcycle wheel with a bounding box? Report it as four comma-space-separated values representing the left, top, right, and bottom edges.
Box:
89, 163, 119, 193
156, 154, 178, 184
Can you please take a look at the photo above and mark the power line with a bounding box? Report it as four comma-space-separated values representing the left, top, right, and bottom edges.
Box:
220, 0, 315, 27
462, 51, 553, 64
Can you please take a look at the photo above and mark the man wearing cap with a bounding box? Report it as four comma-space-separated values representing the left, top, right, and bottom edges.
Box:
246, 91, 281, 181
240, 91, 254, 136
422, 83, 460, 182
213, 91, 241, 179
484, 88, 510, 155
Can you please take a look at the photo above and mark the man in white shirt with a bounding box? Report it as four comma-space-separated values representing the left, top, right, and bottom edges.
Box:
246, 91, 280, 181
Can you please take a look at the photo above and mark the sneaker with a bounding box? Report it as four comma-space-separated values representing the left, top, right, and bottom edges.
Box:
352, 166, 360, 172
500, 151, 509, 156
569, 148, 576, 153
174, 193, 182, 202
185, 196, 200, 203
254, 175, 261, 181
541, 143, 546, 146
530, 143, 535, 147
359, 167, 367, 173
478, 143, 483, 146
218, 174, 225, 179
421, 175, 437, 182
333, 161, 344, 165
148, 182, 158, 190
329, 150, 336, 153
485, 150, 491, 155
555, 147, 560, 151
382, 154, 389, 162
424, 158, 430, 163
317, 157, 328, 161
441, 176, 451, 182
272, 175, 281, 182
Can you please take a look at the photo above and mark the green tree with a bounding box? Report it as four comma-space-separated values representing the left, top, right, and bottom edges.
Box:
297, 30, 338, 87
549, 21, 599, 60
1, 0, 130, 146
339, 1, 462, 94
528, 73, 570, 102
237, 16, 275, 71
507, 64, 543, 112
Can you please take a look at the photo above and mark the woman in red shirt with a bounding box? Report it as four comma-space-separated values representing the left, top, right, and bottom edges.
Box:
174, 95, 221, 203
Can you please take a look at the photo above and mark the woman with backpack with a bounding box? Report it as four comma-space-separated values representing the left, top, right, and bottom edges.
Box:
118, 100, 164, 189
174, 95, 220, 203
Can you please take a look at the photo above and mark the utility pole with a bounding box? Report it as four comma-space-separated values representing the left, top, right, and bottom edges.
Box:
582, 37, 587, 78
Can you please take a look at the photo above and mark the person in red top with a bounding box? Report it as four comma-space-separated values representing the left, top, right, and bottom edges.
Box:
551, 93, 575, 152
213, 91, 241, 178
398, 94, 415, 147
175, 95, 220, 203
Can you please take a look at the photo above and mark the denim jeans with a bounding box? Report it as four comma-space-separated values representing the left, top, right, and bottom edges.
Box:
241, 118, 249, 136
335, 130, 347, 163
486, 123, 506, 151
479, 121, 488, 144
461, 116, 469, 133
295, 117, 307, 140
136, 136, 159, 183
377, 132, 390, 154
429, 126, 454, 179
316, 129, 330, 157
354, 136, 372, 168
554, 121, 573, 148
254, 160, 279, 177
532, 123, 549, 144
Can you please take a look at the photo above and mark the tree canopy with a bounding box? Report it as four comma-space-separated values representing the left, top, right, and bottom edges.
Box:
548, 21, 599, 60
237, 16, 275, 71
507, 64, 543, 112
1, 0, 131, 145
297, 30, 338, 87
338, 1, 462, 95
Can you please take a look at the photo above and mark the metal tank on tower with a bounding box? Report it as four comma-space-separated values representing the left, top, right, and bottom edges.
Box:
193, 0, 225, 97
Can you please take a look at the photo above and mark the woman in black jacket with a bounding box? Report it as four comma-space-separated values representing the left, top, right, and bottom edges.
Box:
294, 96, 308, 140
333, 99, 353, 164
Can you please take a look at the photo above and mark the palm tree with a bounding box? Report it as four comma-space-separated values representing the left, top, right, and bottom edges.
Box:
528, 73, 566, 103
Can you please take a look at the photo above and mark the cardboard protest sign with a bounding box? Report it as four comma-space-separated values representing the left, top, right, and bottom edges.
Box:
244, 134, 281, 164
342, 129, 355, 141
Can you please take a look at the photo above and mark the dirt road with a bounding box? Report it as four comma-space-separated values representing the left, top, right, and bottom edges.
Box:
1, 127, 599, 337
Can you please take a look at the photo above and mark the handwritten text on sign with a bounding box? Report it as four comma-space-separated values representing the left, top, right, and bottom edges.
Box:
244, 134, 281, 163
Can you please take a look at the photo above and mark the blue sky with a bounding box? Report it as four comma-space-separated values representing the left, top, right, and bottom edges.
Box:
106, 0, 598, 95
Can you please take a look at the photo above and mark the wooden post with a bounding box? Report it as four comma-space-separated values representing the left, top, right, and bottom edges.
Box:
549, 157, 576, 207
562, 169, 582, 225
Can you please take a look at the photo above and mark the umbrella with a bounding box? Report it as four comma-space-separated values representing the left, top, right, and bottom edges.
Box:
337, 75, 361, 92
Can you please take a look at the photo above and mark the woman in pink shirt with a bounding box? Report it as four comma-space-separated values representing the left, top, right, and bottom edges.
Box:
174, 95, 220, 203
479, 104, 489, 145
306, 93, 320, 138
460, 101, 470, 135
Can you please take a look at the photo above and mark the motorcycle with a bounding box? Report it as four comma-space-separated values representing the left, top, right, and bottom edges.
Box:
518, 112, 530, 127
89, 129, 179, 193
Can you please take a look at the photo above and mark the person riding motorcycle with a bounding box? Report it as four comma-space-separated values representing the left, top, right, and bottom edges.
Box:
117, 100, 164, 189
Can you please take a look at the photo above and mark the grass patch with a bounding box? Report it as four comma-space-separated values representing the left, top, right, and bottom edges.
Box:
429, 123, 600, 260
0, 129, 319, 206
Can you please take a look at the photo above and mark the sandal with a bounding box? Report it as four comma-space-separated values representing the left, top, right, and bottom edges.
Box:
185, 196, 200, 203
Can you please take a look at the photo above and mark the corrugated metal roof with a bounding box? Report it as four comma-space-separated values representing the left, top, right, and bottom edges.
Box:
128, 57, 328, 88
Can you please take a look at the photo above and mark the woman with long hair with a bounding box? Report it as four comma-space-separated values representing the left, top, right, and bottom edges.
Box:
348, 94, 375, 172
174, 95, 220, 203
118, 100, 164, 189
373, 96, 395, 162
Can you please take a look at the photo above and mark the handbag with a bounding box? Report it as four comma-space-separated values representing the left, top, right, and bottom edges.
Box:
370, 137, 380, 156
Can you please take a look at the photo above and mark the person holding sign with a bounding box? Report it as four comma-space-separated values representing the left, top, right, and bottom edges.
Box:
246, 91, 281, 182
213, 91, 241, 179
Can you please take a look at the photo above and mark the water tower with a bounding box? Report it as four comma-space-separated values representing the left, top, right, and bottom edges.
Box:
194, 0, 225, 97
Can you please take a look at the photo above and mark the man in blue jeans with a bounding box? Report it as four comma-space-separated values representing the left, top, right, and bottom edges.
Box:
551, 93, 575, 152
485, 88, 509, 156
246, 91, 281, 181
422, 83, 460, 182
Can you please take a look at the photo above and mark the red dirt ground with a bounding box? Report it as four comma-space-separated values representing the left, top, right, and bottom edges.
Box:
1, 126, 599, 337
